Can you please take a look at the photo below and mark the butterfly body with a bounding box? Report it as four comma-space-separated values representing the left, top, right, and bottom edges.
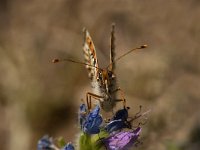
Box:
97, 69, 118, 111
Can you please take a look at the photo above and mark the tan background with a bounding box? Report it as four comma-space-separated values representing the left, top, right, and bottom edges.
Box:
0, 0, 200, 150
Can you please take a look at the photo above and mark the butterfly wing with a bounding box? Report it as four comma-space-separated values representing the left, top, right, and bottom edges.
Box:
83, 28, 101, 95
108, 24, 118, 101
83, 28, 99, 80
109, 24, 116, 72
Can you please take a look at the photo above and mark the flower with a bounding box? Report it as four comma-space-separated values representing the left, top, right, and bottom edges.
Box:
105, 119, 128, 133
37, 135, 54, 150
105, 107, 130, 133
62, 143, 75, 150
103, 127, 142, 150
38, 104, 147, 150
112, 107, 129, 121
38, 136, 75, 150
79, 103, 87, 130
82, 105, 103, 134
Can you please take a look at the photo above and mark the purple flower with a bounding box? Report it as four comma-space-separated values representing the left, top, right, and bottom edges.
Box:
83, 105, 103, 134
103, 127, 141, 150
37, 135, 54, 150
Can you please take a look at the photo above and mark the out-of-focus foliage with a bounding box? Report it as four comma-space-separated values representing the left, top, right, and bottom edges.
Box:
0, 0, 200, 150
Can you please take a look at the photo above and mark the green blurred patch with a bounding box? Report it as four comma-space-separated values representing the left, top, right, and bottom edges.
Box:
165, 140, 181, 150
79, 130, 109, 150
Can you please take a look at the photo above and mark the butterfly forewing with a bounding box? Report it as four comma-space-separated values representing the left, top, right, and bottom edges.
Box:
108, 24, 118, 103
83, 29, 102, 96
83, 29, 99, 81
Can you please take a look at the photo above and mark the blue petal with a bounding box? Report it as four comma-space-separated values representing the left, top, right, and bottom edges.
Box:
37, 135, 53, 150
87, 105, 100, 119
84, 126, 100, 134
83, 115, 103, 134
112, 108, 128, 121
83, 105, 102, 134
79, 103, 87, 129
105, 108, 130, 133
94, 115, 103, 127
105, 119, 127, 133
80, 104, 87, 113
62, 143, 75, 150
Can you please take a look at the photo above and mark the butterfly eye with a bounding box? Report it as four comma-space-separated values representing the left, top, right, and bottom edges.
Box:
99, 72, 103, 77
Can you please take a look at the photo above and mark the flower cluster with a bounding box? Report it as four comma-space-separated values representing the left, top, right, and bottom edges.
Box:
37, 135, 74, 150
78, 104, 143, 150
37, 102, 147, 150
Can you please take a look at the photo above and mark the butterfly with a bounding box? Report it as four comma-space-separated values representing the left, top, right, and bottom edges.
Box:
82, 24, 147, 112
52, 24, 147, 112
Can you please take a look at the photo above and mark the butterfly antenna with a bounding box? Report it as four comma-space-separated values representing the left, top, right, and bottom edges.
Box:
106, 44, 147, 69
52, 58, 100, 70
115, 44, 147, 62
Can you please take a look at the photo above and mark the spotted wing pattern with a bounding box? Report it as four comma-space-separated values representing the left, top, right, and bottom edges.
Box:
83, 29, 99, 80
82, 29, 101, 94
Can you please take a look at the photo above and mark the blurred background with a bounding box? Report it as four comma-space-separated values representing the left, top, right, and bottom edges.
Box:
0, 0, 200, 150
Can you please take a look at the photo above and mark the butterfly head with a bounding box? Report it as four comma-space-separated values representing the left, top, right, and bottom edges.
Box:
97, 68, 115, 87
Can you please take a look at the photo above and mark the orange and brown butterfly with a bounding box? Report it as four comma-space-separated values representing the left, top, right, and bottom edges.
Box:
82, 24, 147, 112
52, 24, 147, 112
82, 24, 119, 112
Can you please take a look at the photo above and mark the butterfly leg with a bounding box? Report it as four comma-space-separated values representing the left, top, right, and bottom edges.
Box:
86, 92, 103, 110
112, 87, 126, 108
135, 105, 142, 116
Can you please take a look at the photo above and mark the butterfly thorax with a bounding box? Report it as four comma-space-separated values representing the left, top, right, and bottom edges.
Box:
96, 68, 118, 111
